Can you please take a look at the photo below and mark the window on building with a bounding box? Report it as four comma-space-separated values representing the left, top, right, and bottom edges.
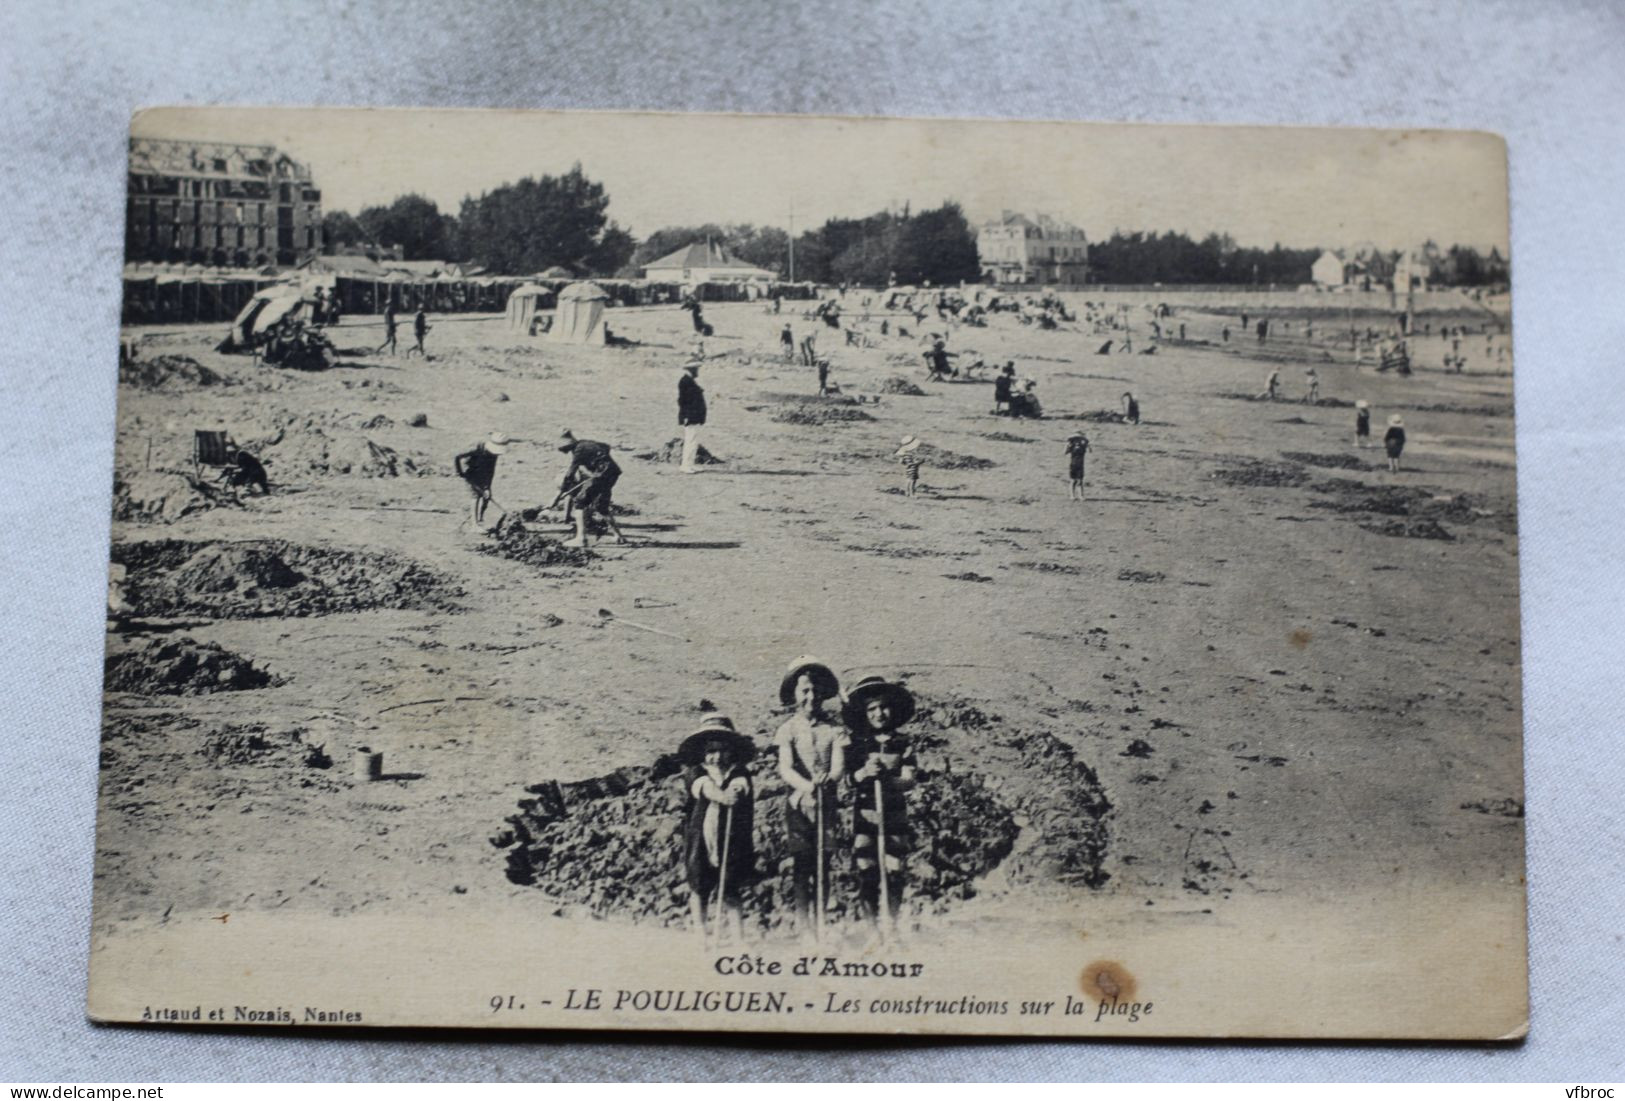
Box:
257, 202, 265, 224
235, 203, 244, 223
215, 226, 224, 248
257, 227, 265, 247
236, 227, 244, 248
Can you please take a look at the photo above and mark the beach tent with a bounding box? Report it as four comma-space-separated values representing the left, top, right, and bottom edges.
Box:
537, 266, 574, 280
548, 281, 610, 344
223, 285, 305, 350
505, 283, 554, 333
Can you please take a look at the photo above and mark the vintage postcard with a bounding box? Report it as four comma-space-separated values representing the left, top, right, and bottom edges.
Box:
91, 107, 1524, 1038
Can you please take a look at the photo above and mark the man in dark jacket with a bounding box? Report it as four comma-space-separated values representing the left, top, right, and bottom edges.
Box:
678, 359, 707, 473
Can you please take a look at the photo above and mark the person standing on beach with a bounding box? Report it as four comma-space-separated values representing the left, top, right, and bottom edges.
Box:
896, 436, 924, 497
1384, 414, 1407, 473
1304, 367, 1320, 405
844, 676, 919, 946
377, 301, 398, 355
1354, 400, 1371, 448
409, 307, 430, 357
679, 714, 756, 948
1066, 432, 1090, 500
1259, 369, 1281, 401
1122, 391, 1140, 424
677, 359, 707, 474
993, 363, 1015, 414
780, 323, 795, 363
773, 658, 847, 943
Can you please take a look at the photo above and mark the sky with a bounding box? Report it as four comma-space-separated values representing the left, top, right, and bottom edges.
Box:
133, 107, 1510, 253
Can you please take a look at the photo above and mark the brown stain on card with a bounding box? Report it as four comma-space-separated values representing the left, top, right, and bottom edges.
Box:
1080, 960, 1137, 1002
1289, 628, 1312, 649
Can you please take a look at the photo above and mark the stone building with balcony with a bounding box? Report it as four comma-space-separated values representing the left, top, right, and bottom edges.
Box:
976, 211, 1089, 285
126, 138, 323, 268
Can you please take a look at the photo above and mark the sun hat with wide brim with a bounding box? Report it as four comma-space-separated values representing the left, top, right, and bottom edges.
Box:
1068, 431, 1087, 441
841, 675, 917, 732
778, 656, 840, 707
896, 436, 922, 454
486, 433, 513, 454
1389, 414, 1405, 427
677, 714, 757, 766
1355, 400, 1370, 410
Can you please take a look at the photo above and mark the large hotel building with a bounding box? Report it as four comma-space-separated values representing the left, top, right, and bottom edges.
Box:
126, 137, 323, 267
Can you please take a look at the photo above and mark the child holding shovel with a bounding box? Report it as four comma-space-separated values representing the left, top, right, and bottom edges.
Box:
844, 676, 919, 946
453, 432, 512, 526
679, 713, 757, 949
773, 656, 848, 944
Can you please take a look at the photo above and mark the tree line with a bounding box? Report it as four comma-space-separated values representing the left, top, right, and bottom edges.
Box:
322, 167, 1505, 287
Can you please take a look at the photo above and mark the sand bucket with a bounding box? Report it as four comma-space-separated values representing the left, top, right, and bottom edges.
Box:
353, 746, 383, 783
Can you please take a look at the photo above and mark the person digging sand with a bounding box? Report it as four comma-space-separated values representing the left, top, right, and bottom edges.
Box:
454, 432, 512, 525
556, 429, 627, 547
1067, 432, 1090, 500
773, 656, 848, 944
679, 713, 757, 949
1384, 414, 1407, 473
895, 436, 924, 497
843, 676, 919, 946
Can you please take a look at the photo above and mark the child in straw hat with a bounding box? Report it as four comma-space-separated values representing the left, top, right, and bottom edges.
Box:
1384, 414, 1407, 473
772, 656, 848, 942
679, 714, 756, 947
843, 676, 919, 944
453, 432, 513, 526
895, 436, 924, 497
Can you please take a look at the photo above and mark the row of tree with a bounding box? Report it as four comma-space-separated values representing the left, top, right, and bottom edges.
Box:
322, 167, 1505, 287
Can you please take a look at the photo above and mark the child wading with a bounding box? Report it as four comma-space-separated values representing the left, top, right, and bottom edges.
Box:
895, 436, 923, 497
1354, 400, 1371, 448
678, 714, 757, 948
1384, 414, 1407, 472
843, 676, 919, 945
772, 657, 848, 943
1067, 432, 1090, 500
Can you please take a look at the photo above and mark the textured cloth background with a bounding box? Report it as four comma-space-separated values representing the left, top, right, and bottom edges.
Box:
2, 0, 1621, 1082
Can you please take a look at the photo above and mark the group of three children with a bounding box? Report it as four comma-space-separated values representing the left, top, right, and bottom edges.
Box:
678, 657, 918, 947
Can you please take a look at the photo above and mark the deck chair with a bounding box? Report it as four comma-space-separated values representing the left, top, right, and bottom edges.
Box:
193, 430, 238, 483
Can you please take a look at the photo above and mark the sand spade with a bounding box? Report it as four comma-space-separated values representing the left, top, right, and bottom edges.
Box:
713, 802, 733, 946
875, 775, 893, 938
597, 607, 689, 642
813, 786, 825, 944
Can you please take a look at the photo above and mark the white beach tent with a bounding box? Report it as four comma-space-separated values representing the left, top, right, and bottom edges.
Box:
549, 281, 611, 344
505, 283, 553, 334
225, 285, 305, 348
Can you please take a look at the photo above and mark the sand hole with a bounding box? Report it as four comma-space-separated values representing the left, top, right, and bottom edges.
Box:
496, 696, 1110, 930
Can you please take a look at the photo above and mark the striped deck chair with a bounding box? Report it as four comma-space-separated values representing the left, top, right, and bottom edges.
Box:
192, 430, 238, 482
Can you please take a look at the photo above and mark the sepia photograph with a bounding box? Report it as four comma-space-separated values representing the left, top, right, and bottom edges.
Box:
88, 107, 1524, 1039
